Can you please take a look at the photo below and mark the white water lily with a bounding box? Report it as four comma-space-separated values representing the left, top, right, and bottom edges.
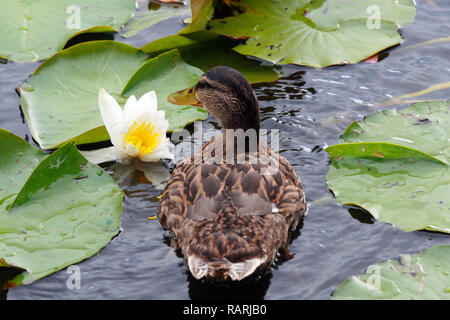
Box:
97, 88, 174, 164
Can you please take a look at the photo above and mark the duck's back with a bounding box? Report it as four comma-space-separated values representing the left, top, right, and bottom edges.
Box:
158, 136, 306, 280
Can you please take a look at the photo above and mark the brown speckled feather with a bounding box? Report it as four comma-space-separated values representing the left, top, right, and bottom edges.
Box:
158, 135, 306, 280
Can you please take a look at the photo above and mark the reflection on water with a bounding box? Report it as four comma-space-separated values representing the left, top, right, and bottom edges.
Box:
188, 273, 273, 300
0, 267, 23, 300
63, 32, 115, 49
253, 71, 317, 101
347, 206, 375, 225
1, 0, 450, 300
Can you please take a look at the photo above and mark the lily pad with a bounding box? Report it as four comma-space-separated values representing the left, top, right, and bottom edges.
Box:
209, 0, 416, 68
326, 101, 450, 233
121, 1, 191, 38
332, 245, 450, 300
0, 0, 135, 62
20, 41, 207, 149
340, 101, 450, 164
141, 31, 281, 83
307, 0, 416, 29
178, 0, 214, 35
0, 129, 123, 287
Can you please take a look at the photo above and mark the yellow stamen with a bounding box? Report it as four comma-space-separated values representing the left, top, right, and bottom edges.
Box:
125, 121, 162, 155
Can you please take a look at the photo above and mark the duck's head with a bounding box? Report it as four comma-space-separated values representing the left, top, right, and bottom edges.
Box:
168, 66, 260, 131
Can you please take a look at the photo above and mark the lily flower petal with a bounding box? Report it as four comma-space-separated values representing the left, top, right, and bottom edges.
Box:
98, 88, 123, 147
124, 142, 140, 157
139, 138, 174, 162
138, 90, 158, 112
122, 94, 138, 127
80, 146, 118, 164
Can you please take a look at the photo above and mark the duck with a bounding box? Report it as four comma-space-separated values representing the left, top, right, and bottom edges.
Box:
158, 66, 307, 281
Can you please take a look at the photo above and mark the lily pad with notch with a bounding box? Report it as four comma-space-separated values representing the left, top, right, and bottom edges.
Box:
141, 30, 281, 83
121, 0, 191, 38
326, 101, 450, 233
332, 245, 450, 299
0, 128, 123, 287
0, 0, 136, 62
209, 0, 416, 68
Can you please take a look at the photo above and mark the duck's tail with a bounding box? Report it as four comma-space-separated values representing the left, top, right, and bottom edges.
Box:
180, 194, 289, 281
182, 216, 280, 281
187, 253, 268, 281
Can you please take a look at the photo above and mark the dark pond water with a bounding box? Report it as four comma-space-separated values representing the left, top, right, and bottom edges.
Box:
1, 0, 450, 300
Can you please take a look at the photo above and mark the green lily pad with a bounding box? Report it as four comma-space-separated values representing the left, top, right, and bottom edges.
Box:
0, 0, 135, 62
141, 31, 281, 83
121, 49, 208, 131
332, 245, 450, 300
20, 41, 207, 149
0, 129, 123, 287
307, 0, 416, 29
209, 0, 416, 68
121, 1, 191, 38
326, 101, 450, 233
178, 0, 214, 35
340, 101, 450, 164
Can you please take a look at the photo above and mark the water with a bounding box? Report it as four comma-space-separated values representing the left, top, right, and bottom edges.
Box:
1, 0, 450, 299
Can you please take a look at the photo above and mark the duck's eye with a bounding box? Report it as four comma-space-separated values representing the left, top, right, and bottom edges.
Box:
197, 80, 212, 89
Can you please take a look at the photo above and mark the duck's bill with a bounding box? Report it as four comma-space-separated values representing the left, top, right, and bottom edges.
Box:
167, 85, 202, 107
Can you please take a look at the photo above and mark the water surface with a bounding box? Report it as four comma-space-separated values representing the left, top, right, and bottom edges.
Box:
1, 0, 449, 300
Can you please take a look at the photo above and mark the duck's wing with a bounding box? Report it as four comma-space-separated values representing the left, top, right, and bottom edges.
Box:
158, 137, 306, 280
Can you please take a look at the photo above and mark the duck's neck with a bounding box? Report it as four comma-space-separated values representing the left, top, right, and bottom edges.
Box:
219, 98, 261, 153
220, 97, 260, 133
